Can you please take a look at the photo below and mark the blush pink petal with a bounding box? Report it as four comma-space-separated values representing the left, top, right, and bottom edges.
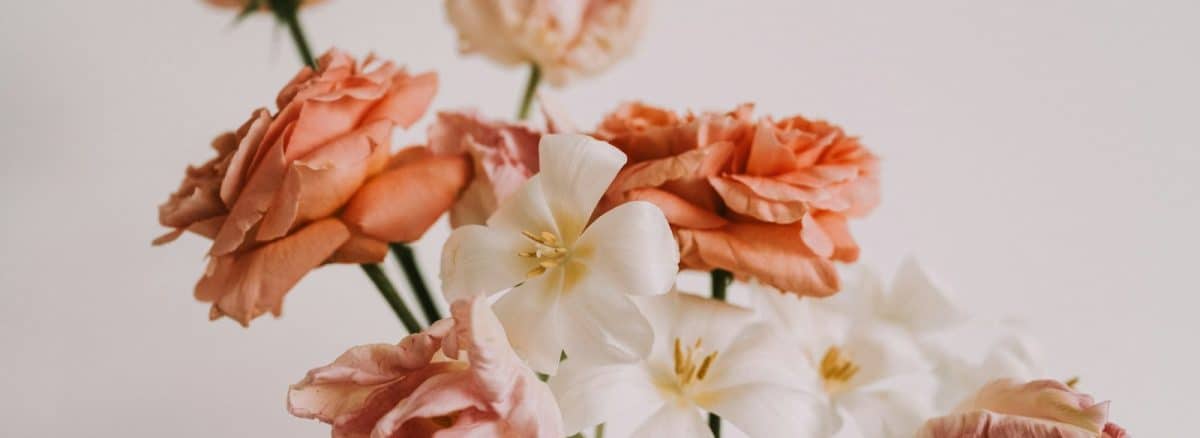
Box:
288, 298, 563, 438
609, 141, 735, 194
427, 111, 542, 227
196, 218, 350, 326
918, 379, 1127, 438
328, 233, 391, 265
342, 148, 471, 243
676, 222, 840, 297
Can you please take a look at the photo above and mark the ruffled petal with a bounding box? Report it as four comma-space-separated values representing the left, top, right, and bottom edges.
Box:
197, 218, 350, 326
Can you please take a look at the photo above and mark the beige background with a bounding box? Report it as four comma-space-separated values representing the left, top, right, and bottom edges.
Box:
2, 0, 1196, 436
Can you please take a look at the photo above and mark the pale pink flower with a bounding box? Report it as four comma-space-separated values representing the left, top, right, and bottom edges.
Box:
917, 379, 1128, 438
428, 111, 542, 227
288, 297, 563, 438
444, 0, 649, 85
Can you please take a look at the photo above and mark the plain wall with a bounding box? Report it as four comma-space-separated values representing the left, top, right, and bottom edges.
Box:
1, 0, 1196, 435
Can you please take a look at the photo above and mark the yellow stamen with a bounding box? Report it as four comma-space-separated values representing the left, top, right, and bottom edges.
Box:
671, 337, 719, 388
517, 229, 569, 279
819, 346, 860, 393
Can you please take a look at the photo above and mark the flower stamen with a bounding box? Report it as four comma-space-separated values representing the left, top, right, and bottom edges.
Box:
519, 229, 568, 278
820, 346, 859, 394
673, 337, 719, 387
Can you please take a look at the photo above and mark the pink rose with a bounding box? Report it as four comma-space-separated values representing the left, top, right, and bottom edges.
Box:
288, 297, 564, 438
918, 379, 1128, 438
427, 111, 542, 227
596, 102, 880, 297
444, 0, 649, 85
156, 49, 469, 325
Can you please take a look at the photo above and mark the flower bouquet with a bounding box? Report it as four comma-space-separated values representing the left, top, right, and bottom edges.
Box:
158, 1, 1129, 436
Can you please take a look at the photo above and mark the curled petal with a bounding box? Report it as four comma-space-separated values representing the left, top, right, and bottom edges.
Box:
342, 149, 470, 243
676, 222, 839, 297
196, 218, 350, 326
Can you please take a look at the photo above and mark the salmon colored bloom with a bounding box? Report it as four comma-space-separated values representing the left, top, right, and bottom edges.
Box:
288, 297, 564, 438
596, 102, 880, 297
917, 379, 1128, 438
203, 0, 325, 12
427, 111, 542, 227
444, 0, 649, 86
155, 49, 467, 326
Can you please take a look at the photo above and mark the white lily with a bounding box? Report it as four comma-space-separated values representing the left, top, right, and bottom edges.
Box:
551, 292, 829, 438
754, 257, 1045, 437
440, 134, 679, 374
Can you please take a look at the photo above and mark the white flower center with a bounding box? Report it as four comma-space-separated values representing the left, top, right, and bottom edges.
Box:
518, 230, 568, 278
819, 345, 860, 394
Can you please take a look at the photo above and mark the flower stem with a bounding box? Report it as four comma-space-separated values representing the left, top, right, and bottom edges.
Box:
708, 268, 732, 437
390, 243, 442, 325
360, 264, 421, 333
271, 0, 316, 68
594, 423, 605, 438
516, 63, 542, 120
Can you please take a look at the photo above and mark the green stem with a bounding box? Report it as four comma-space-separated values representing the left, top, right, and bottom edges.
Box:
515, 63, 542, 120
594, 423, 606, 438
390, 243, 442, 325
360, 264, 421, 333
708, 268, 732, 437
272, 0, 316, 68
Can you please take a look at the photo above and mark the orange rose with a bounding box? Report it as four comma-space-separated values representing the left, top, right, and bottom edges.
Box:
156, 49, 468, 326
597, 102, 880, 296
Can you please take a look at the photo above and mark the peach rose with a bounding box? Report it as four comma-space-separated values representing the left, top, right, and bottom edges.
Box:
203, 0, 325, 12
596, 102, 880, 297
288, 297, 564, 437
427, 111, 541, 227
155, 49, 469, 326
444, 0, 649, 86
917, 379, 1128, 438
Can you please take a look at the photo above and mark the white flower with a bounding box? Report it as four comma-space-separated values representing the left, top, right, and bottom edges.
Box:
440, 133, 679, 374
753, 257, 1045, 437
551, 292, 829, 438
755, 281, 937, 438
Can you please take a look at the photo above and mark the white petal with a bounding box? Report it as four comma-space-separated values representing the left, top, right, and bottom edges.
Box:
630, 404, 711, 438
440, 224, 533, 301
559, 288, 653, 365
699, 322, 818, 393
881, 256, 968, 331
637, 293, 756, 360
536, 134, 626, 241
698, 383, 828, 438
485, 175, 559, 237
571, 201, 679, 296
549, 361, 662, 435
491, 270, 565, 374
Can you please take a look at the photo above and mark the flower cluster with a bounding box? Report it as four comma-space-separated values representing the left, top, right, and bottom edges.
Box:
163, 1, 1131, 437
